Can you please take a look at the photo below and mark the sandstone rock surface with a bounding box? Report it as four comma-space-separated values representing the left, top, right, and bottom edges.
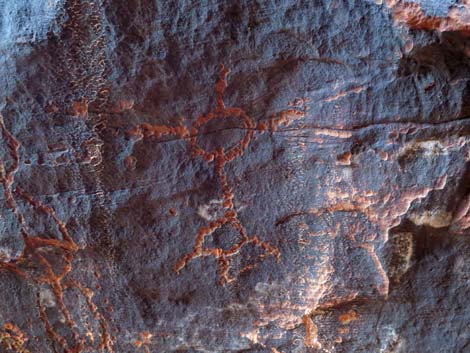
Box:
0, 1, 470, 352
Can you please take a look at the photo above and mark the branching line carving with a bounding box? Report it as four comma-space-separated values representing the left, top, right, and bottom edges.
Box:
0, 115, 113, 353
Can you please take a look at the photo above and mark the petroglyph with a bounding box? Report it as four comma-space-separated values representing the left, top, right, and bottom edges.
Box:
130, 65, 307, 284
0, 114, 113, 353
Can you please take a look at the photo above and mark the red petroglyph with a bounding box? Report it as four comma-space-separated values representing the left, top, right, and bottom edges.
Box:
0, 114, 113, 353
129, 64, 307, 284
129, 123, 189, 141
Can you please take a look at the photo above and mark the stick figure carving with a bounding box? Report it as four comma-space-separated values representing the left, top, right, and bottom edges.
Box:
129, 64, 307, 284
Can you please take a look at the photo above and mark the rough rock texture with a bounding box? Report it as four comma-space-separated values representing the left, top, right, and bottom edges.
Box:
0, 0, 470, 352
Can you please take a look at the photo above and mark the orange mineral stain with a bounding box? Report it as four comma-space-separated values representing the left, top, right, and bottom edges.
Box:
0, 323, 30, 353
389, 1, 470, 36
339, 309, 358, 325
303, 315, 321, 348
336, 151, 352, 165
134, 331, 153, 353
111, 99, 135, 113
70, 98, 89, 119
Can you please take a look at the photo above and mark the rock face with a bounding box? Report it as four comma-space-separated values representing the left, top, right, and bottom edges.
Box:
0, 0, 469, 352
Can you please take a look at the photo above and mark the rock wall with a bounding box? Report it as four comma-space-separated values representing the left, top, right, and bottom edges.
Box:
0, 1, 469, 352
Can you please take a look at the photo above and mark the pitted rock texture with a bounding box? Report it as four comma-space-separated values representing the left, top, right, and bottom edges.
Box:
0, 1, 470, 352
